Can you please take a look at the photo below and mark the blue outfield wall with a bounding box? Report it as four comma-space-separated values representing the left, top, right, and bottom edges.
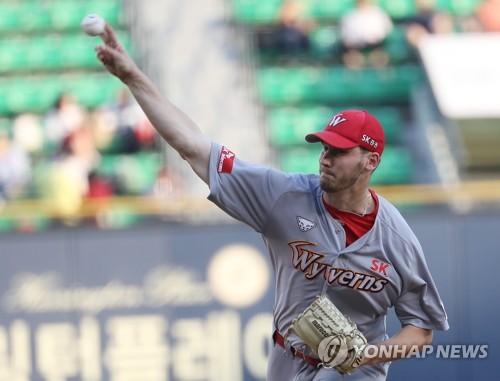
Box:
0, 211, 498, 381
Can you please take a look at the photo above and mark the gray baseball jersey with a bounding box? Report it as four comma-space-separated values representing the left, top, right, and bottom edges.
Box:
208, 143, 449, 380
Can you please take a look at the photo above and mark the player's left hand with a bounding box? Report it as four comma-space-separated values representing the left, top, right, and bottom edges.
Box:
289, 295, 367, 375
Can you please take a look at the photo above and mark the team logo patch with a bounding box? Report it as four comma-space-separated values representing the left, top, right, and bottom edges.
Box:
328, 114, 347, 127
217, 146, 235, 174
296, 216, 317, 232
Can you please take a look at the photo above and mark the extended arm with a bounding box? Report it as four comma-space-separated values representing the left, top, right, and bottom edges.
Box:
95, 24, 212, 183
362, 324, 433, 365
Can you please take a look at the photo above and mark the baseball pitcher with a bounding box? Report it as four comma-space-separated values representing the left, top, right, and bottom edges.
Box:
94, 23, 449, 381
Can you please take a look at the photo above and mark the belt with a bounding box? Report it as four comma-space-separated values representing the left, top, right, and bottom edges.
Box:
273, 330, 321, 368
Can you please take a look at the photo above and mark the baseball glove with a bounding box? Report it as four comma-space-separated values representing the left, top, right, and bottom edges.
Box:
288, 295, 367, 374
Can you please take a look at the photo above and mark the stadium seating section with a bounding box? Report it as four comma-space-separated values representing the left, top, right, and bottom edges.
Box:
0, 0, 163, 232
230, 0, 482, 184
0, 0, 484, 232
231, 0, 481, 24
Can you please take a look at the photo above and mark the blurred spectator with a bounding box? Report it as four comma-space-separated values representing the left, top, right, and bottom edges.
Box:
92, 89, 156, 154
12, 113, 44, 154
0, 128, 31, 200
339, 0, 393, 68
475, 0, 500, 32
89, 107, 116, 152
404, 0, 454, 49
48, 127, 100, 222
152, 166, 186, 199
86, 171, 116, 199
257, 0, 314, 58
43, 92, 89, 149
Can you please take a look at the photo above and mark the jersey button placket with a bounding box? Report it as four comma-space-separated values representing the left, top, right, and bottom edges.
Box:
321, 219, 346, 295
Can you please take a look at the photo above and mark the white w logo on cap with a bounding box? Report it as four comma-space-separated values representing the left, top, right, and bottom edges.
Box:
328, 114, 347, 127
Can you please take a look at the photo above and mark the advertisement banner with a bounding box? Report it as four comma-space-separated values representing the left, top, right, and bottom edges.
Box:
0, 225, 274, 381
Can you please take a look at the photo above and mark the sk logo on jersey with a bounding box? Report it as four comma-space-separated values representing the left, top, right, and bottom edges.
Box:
296, 216, 317, 232
218, 146, 235, 173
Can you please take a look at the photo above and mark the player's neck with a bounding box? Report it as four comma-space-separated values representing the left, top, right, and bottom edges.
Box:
323, 187, 374, 216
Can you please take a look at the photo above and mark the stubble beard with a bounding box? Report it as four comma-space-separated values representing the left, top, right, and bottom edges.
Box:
319, 160, 365, 194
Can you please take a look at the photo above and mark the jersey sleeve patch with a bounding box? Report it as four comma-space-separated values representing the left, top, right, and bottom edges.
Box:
217, 146, 236, 174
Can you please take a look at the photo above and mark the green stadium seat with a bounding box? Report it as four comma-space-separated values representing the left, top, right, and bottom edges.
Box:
50, 1, 123, 31
231, 0, 480, 24
258, 67, 324, 104
306, 0, 355, 20
0, 74, 126, 114
58, 32, 132, 71
0, 216, 16, 233
435, 0, 482, 15
268, 106, 332, 146
279, 146, 322, 174
385, 25, 415, 63
97, 152, 162, 195
364, 106, 404, 144
378, 0, 417, 20
370, 146, 414, 184
309, 26, 340, 57
0, 39, 26, 70
231, 0, 282, 24
0, 0, 123, 33
0, 32, 132, 73
258, 65, 424, 105
320, 66, 424, 104
18, 4, 53, 32
74, 75, 125, 109
232, 0, 355, 24
0, 6, 22, 32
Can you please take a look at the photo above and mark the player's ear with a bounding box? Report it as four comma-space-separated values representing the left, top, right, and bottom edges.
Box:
366, 152, 381, 172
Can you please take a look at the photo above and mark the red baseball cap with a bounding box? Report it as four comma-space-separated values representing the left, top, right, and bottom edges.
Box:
305, 110, 385, 156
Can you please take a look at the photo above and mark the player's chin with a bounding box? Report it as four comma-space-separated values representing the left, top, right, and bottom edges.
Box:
320, 177, 337, 193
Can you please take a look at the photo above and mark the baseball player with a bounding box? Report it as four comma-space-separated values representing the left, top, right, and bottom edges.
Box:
95, 24, 449, 381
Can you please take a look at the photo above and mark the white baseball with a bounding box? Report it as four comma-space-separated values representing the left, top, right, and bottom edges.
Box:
81, 14, 105, 36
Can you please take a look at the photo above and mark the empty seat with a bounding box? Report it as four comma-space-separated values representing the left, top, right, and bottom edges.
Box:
306, 0, 356, 21
279, 146, 322, 174
258, 65, 424, 105
0, 0, 123, 33
231, 0, 480, 25
378, 0, 416, 20
0, 74, 125, 114
435, 0, 482, 15
231, 0, 282, 24
97, 152, 162, 195
370, 146, 414, 184
268, 106, 333, 146
50, 0, 123, 31
0, 32, 132, 73
309, 26, 341, 57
